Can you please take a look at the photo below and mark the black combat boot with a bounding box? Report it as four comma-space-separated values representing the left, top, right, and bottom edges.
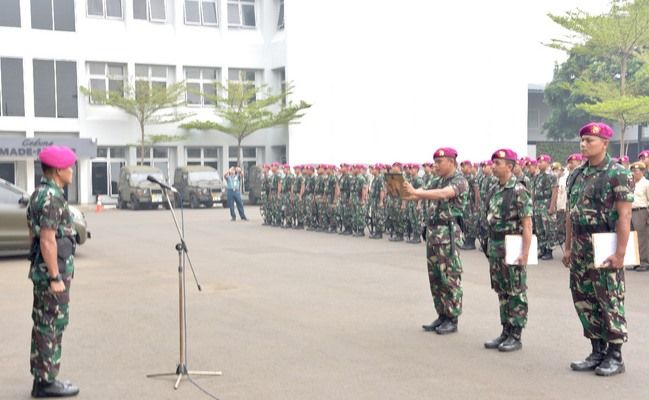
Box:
484, 325, 509, 349
32, 379, 79, 398
498, 326, 522, 352
422, 315, 445, 332
389, 234, 404, 242
435, 317, 458, 335
570, 339, 607, 371
407, 237, 421, 244
460, 238, 476, 250
369, 232, 383, 239
595, 343, 625, 376
541, 248, 553, 260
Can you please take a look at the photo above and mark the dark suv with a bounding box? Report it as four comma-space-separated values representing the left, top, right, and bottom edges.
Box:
173, 166, 224, 208
117, 165, 166, 210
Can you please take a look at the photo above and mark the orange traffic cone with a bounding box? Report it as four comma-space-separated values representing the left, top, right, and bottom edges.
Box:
95, 195, 104, 213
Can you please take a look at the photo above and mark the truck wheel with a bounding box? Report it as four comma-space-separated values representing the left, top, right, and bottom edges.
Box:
130, 196, 139, 210
204, 202, 213, 208
190, 194, 200, 209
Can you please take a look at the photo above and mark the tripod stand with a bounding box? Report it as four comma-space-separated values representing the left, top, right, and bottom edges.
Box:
146, 188, 222, 390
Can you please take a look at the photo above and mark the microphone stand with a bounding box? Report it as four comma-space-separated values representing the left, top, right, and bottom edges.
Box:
146, 187, 222, 391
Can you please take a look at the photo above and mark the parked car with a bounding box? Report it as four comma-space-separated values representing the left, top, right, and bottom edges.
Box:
0, 178, 90, 257
173, 166, 224, 208
117, 165, 166, 210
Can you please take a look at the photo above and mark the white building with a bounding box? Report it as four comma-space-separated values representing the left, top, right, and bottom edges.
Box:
1, 0, 530, 204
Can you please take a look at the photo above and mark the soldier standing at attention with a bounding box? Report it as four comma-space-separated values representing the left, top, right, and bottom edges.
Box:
532, 155, 559, 260
513, 159, 530, 188
478, 160, 498, 253
280, 164, 294, 228
483, 149, 533, 352
303, 165, 317, 231
337, 164, 353, 235
404, 164, 423, 244
368, 163, 386, 239
313, 164, 326, 231
27, 146, 80, 398
460, 160, 479, 250
269, 162, 281, 226
403, 148, 468, 335
260, 164, 271, 225
326, 165, 339, 233
387, 162, 406, 242
292, 165, 305, 229
563, 122, 634, 377
351, 164, 369, 237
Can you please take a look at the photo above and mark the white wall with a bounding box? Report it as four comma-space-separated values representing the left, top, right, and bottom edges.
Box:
286, 1, 530, 164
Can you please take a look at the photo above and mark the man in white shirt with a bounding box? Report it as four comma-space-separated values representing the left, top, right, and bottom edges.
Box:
629, 162, 649, 271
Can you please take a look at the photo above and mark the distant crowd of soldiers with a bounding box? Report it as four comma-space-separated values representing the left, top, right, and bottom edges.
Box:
257, 151, 649, 261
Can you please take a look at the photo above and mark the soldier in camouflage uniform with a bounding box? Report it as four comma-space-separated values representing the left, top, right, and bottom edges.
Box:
367, 163, 386, 239
532, 155, 558, 260
478, 161, 498, 253
483, 149, 533, 352
638, 150, 649, 179
260, 164, 271, 225
26, 146, 80, 398
351, 164, 368, 237
292, 165, 305, 229
268, 162, 281, 226
303, 165, 317, 231
325, 165, 339, 233
404, 148, 468, 335
336, 164, 353, 235
459, 160, 479, 250
404, 163, 423, 244
387, 162, 406, 241
563, 123, 634, 377
279, 164, 294, 228
312, 165, 326, 231
513, 159, 530, 188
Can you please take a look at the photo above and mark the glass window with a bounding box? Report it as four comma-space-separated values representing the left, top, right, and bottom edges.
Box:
185, 67, 218, 107
33, 60, 78, 118
56, 61, 78, 118
185, 0, 217, 26
202, 0, 217, 24
110, 147, 126, 158
186, 83, 201, 105
242, 147, 256, 158
97, 147, 108, 157
53, 0, 76, 31
185, 67, 200, 79
107, 0, 123, 17
133, 0, 147, 19
187, 148, 201, 158
0, 163, 16, 184
185, 0, 200, 23
88, 0, 104, 16
204, 147, 218, 158
0, 58, 25, 117
153, 147, 168, 158
277, 0, 284, 29
149, 0, 166, 21
228, 0, 255, 27
228, 68, 257, 102
33, 60, 56, 118
87, 62, 127, 102
0, 0, 21, 27
31, 0, 53, 30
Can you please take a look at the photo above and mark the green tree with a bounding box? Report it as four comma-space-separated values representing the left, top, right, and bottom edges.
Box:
80, 81, 192, 164
548, 0, 649, 155
179, 78, 311, 167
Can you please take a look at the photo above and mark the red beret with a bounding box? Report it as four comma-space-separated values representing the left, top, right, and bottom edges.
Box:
270, 162, 280, 167
491, 149, 518, 162
579, 122, 613, 139
433, 147, 458, 159
638, 150, 649, 159
526, 159, 537, 166
460, 160, 472, 166
537, 154, 552, 163
619, 155, 630, 163
410, 163, 420, 169
566, 153, 583, 162
392, 162, 402, 168
483, 160, 493, 167
38, 145, 76, 169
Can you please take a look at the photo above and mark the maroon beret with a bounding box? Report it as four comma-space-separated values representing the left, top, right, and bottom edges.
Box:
579, 122, 613, 139
537, 154, 552, 163
491, 149, 518, 162
433, 147, 458, 159
38, 145, 76, 169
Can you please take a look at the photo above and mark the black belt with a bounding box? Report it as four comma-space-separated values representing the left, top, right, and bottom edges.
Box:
488, 231, 518, 241
572, 224, 610, 235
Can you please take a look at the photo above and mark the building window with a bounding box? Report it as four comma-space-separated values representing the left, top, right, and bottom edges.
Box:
31, 0, 76, 31
275, 67, 286, 106
136, 146, 171, 178
135, 64, 174, 99
33, 60, 78, 118
87, 0, 124, 18
277, 0, 284, 30
92, 147, 126, 197
528, 109, 541, 129
133, 0, 166, 22
0, 162, 16, 184
229, 146, 257, 191
186, 147, 219, 170
0, 58, 25, 117
228, 68, 257, 102
227, 0, 255, 28
87, 62, 126, 102
185, 67, 218, 106
0, 0, 21, 27
185, 0, 217, 25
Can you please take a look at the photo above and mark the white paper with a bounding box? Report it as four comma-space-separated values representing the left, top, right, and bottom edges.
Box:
505, 235, 538, 265
592, 232, 640, 268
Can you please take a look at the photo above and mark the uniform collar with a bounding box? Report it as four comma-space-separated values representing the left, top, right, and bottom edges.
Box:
499, 174, 517, 189
41, 177, 64, 196
585, 154, 612, 171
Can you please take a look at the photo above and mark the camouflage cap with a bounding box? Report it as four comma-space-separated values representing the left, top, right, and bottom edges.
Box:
630, 161, 646, 170
579, 122, 613, 139
38, 145, 76, 169
551, 162, 562, 170
491, 149, 518, 162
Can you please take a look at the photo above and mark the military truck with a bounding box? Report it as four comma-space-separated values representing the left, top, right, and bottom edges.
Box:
173, 165, 224, 208
117, 165, 166, 210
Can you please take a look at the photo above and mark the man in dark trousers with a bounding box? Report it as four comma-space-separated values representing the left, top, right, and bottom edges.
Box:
225, 166, 248, 221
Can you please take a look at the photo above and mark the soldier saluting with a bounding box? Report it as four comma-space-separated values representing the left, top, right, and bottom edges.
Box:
27, 145, 80, 398
402, 148, 468, 335
483, 149, 533, 352
563, 122, 634, 377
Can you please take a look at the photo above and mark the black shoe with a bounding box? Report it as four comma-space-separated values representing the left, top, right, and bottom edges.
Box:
625, 265, 638, 271
484, 325, 509, 349
595, 343, 625, 376
32, 379, 79, 398
636, 265, 649, 272
369, 232, 383, 239
389, 235, 404, 242
570, 339, 607, 371
435, 318, 458, 335
498, 326, 522, 352
540, 250, 553, 260
407, 238, 421, 244
422, 316, 445, 332
242, 217, 248, 221
460, 240, 476, 250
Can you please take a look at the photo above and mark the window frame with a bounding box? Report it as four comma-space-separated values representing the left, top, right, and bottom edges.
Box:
87, 62, 126, 104
135, 64, 173, 96
33, 59, 79, 119
228, 68, 257, 103
277, 0, 284, 30
0, 0, 21, 28
184, 0, 218, 26
227, 0, 255, 28
184, 67, 218, 107
86, 0, 124, 20
133, 0, 167, 23
186, 147, 220, 170
0, 57, 26, 117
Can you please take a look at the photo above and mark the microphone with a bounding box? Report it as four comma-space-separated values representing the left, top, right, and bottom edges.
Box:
147, 175, 178, 193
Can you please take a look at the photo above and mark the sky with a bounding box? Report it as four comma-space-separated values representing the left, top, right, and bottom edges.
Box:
523, 0, 611, 85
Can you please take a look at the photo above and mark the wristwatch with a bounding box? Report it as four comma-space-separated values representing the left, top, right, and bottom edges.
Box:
49, 274, 63, 283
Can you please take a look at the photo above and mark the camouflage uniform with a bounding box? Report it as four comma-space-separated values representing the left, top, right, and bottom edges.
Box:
260, 173, 271, 225
478, 174, 498, 252
367, 172, 385, 237
486, 175, 532, 331
280, 171, 295, 228
292, 172, 305, 228
386, 173, 405, 241
351, 172, 368, 236
531, 171, 558, 255
426, 171, 468, 325
405, 174, 423, 243
269, 172, 282, 226
304, 173, 317, 230
26, 177, 76, 383
337, 171, 353, 234
567, 155, 633, 345
325, 173, 338, 233
421, 172, 435, 225
315, 172, 327, 231
462, 172, 479, 246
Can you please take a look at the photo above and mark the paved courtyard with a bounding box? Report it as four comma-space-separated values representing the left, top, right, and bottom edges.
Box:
1, 206, 649, 400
